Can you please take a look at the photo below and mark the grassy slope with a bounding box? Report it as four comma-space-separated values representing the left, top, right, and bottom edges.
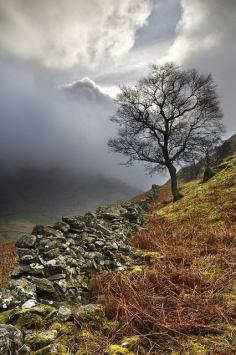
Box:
92, 155, 236, 354
0, 155, 235, 354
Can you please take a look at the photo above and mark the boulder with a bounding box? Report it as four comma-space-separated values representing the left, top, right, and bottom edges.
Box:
25, 330, 58, 351
16, 234, 37, 248
0, 288, 18, 310
8, 304, 56, 330
0, 324, 23, 354
56, 306, 72, 322
30, 277, 56, 295
62, 216, 85, 230
76, 304, 105, 329
11, 263, 45, 278
53, 221, 70, 233
32, 226, 64, 238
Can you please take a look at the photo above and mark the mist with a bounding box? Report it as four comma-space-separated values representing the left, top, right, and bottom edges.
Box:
0, 55, 157, 190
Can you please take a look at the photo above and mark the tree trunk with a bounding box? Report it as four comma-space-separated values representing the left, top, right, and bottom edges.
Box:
167, 163, 182, 202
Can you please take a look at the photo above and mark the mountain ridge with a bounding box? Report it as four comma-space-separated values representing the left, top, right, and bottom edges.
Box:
0, 167, 140, 242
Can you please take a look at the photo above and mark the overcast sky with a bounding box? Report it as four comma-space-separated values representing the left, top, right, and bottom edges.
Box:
0, 0, 235, 189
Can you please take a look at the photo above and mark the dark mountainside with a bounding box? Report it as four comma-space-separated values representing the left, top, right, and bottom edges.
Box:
176, 133, 236, 182
0, 167, 140, 242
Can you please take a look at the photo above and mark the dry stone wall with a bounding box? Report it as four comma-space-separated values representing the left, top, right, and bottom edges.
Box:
0, 186, 158, 353
0, 187, 158, 310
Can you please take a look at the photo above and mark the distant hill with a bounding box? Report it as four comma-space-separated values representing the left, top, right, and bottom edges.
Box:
177, 133, 236, 182
0, 167, 140, 242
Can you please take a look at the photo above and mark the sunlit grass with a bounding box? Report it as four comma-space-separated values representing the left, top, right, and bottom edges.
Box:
91, 154, 236, 353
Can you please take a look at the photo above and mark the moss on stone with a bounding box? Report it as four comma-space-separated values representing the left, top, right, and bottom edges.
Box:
75, 329, 102, 354
107, 336, 145, 355
120, 335, 142, 350
132, 249, 162, 266
12, 304, 55, 318
25, 330, 58, 350
125, 265, 143, 277
8, 303, 56, 330
15, 312, 43, 330
49, 321, 76, 335
35, 304, 56, 314
142, 251, 163, 264
0, 309, 12, 324
101, 320, 119, 334
107, 344, 135, 355
34, 343, 67, 355
76, 303, 106, 330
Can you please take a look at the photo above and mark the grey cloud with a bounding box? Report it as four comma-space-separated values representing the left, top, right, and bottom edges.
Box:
165, 0, 236, 63
60, 77, 114, 109
162, 0, 236, 135
89, 1, 181, 96
0, 0, 152, 68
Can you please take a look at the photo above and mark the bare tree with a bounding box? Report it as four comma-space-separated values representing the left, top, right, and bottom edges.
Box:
108, 63, 224, 201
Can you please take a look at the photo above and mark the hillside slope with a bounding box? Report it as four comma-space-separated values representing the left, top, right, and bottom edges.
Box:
0, 155, 235, 354
177, 133, 236, 182
92, 154, 236, 354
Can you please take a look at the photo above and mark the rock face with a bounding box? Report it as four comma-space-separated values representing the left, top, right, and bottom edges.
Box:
0, 190, 157, 310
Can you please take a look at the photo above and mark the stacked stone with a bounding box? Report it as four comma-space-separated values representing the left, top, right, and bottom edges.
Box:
0, 200, 149, 310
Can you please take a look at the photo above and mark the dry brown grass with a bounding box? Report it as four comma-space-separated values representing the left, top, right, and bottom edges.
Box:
91, 157, 236, 353
0, 242, 18, 287
91, 223, 236, 353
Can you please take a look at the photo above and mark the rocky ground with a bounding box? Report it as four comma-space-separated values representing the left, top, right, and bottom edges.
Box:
0, 185, 159, 354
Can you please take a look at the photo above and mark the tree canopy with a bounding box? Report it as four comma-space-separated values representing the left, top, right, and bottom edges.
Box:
109, 63, 224, 201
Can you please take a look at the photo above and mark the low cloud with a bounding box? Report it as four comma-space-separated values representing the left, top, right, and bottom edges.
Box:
59, 77, 114, 109
0, 56, 154, 189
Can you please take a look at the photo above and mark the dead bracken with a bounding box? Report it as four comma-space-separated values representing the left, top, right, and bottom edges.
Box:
0, 155, 235, 354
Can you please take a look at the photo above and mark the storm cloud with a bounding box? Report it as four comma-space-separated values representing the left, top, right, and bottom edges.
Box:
0, 0, 235, 191
0, 0, 152, 68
